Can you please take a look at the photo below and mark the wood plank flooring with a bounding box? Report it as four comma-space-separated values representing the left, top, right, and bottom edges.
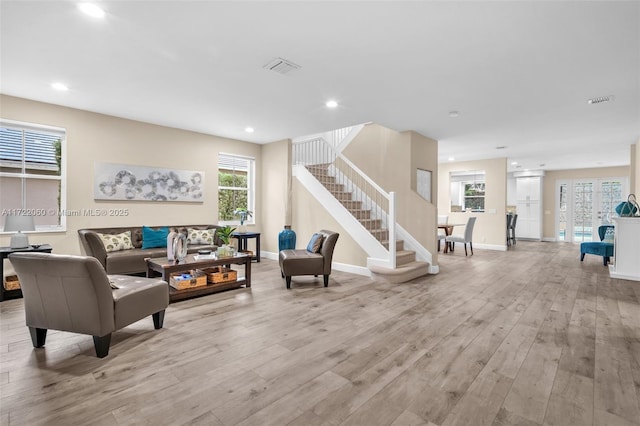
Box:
1, 241, 639, 425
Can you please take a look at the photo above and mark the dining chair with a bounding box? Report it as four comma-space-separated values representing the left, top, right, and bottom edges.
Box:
437, 215, 448, 251
445, 217, 477, 256
508, 214, 518, 245
506, 214, 513, 246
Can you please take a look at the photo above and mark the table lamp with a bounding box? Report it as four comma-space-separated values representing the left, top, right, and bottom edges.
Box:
4, 215, 35, 248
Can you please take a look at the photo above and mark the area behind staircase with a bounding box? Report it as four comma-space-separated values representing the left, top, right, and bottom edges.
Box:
305, 163, 430, 283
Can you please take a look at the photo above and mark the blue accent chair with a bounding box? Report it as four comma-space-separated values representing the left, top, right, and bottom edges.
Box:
580, 225, 614, 266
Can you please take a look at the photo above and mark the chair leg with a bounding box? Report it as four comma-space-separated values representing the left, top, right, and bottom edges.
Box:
470, 242, 473, 255
323, 275, 329, 287
281, 271, 284, 278
464, 244, 468, 256
438, 240, 441, 252
580, 253, 585, 261
29, 327, 47, 348
603, 256, 609, 266
93, 334, 112, 358
152, 310, 165, 329
286, 276, 291, 289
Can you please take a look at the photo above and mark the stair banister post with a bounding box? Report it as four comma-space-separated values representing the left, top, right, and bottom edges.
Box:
389, 191, 397, 269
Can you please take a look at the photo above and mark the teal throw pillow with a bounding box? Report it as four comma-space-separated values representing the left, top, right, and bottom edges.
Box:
306, 233, 324, 253
142, 226, 170, 249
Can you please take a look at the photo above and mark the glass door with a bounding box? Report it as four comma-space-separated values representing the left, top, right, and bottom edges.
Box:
557, 177, 626, 243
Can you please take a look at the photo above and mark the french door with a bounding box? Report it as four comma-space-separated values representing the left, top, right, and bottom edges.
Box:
557, 177, 627, 243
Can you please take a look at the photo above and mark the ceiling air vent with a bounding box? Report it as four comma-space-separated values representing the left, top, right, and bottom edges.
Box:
587, 95, 614, 105
263, 57, 301, 75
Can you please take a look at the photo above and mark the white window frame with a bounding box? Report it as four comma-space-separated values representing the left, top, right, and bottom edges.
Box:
217, 153, 255, 225
0, 119, 67, 233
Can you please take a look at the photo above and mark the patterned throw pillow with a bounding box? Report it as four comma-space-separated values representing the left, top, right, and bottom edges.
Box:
306, 233, 324, 253
97, 231, 133, 253
187, 228, 214, 245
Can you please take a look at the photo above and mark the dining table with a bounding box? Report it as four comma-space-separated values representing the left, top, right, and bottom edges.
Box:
438, 223, 467, 253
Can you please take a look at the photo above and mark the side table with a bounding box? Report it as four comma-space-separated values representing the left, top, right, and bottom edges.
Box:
1, 244, 53, 301
231, 232, 260, 262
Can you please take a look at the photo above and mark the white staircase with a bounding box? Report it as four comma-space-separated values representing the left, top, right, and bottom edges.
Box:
294, 132, 432, 283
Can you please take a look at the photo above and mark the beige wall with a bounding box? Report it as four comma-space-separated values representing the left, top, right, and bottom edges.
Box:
0, 95, 262, 255
632, 140, 639, 194
542, 166, 630, 239
342, 124, 439, 260
438, 158, 508, 249
260, 139, 290, 254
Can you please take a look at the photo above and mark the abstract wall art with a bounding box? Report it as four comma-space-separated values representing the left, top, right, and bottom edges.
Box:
94, 162, 204, 202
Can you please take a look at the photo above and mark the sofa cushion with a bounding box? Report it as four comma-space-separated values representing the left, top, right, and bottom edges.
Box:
142, 226, 170, 249
187, 228, 214, 245
306, 233, 324, 253
97, 231, 133, 253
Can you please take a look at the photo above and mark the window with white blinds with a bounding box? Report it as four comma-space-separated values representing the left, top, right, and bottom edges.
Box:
0, 119, 66, 231
218, 153, 255, 223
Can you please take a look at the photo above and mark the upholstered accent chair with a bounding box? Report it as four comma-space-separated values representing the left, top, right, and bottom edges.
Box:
278, 230, 339, 289
445, 217, 477, 256
580, 225, 615, 266
9, 252, 169, 358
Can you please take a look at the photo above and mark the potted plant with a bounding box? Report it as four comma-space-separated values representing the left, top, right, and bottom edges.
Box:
233, 208, 253, 233
216, 225, 236, 257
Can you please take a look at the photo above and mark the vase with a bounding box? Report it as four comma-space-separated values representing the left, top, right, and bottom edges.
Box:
238, 223, 247, 233
278, 225, 296, 251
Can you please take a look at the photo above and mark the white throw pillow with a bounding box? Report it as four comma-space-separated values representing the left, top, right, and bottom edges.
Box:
187, 228, 214, 245
97, 231, 133, 253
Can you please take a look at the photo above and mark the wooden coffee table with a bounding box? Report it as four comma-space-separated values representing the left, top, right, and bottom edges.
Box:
146, 253, 251, 302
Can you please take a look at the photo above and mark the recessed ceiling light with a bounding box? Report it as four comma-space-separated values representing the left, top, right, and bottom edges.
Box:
326, 100, 338, 108
539, 163, 546, 167
511, 161, 518, 165
51, 82, 69, 91
496, 146, 507, 150
448, 156, 455, 162
78, 3, 105, 18
244, 127, 254, 133
448, 111, 460, 118
587, 95, 614, 105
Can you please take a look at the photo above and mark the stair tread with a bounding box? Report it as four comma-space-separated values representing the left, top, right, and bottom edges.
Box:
370, 260, 429, 275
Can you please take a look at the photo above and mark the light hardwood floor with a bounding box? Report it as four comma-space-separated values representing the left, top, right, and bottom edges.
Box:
1, 241, 639, 426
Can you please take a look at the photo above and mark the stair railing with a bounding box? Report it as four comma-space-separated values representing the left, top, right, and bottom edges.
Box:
293, 137, 396, 268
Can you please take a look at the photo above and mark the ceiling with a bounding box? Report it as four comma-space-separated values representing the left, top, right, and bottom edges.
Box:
1, 1, 639, 172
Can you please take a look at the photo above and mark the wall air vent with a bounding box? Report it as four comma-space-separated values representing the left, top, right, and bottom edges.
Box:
263, 57, 301, 75
587, 95, 614, 105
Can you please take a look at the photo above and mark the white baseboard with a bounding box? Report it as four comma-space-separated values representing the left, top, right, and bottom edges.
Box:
542, 237, 557, 242
259, 251, 371, 277
332, 262, 371, 277
261, 251, 279, 260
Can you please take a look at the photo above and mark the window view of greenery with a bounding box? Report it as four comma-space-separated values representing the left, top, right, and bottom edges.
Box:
218, 154, 253, 222
464, 182, 485, 212
0, 123, 65, 229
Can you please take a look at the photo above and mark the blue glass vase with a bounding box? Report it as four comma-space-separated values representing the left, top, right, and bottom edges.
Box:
278, 226, 296, 251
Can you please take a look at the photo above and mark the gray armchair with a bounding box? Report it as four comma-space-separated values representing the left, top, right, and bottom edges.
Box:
9, 252, 169, 358
278, 230, 339, 289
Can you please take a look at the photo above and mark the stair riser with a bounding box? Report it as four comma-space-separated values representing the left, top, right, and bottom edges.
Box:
370, 230, 389, 240
341, 201, 363, 209
350, 210, 371, 219
360, 220, 382, 230
322, 183, 345, 192
382, 240, 405, 251
331, 192, 354, 201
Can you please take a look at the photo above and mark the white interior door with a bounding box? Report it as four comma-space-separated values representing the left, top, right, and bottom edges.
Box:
557, 177, 627, 242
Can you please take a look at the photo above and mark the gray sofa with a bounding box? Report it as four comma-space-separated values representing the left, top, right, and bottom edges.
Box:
78, 225, 220, 274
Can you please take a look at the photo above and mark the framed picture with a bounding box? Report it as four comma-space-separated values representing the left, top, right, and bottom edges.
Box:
417, 168, 432, 203
94, 162, 204, 202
